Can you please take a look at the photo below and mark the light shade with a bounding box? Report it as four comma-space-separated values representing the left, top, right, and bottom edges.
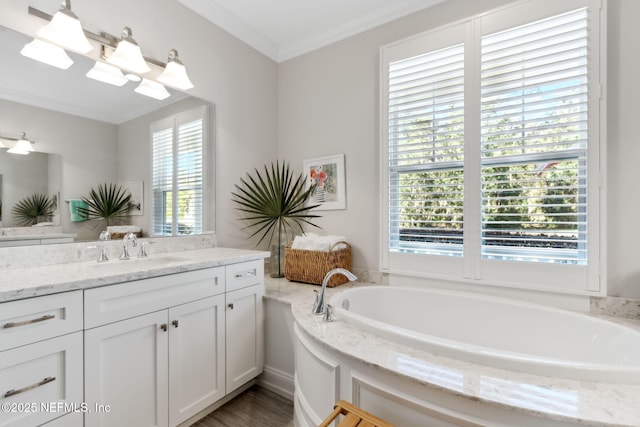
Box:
106, 27, 150, 74
20, 39, 73, 70
7, 134, 35, 155
36, 1, 92, 53
86, 61, 128, 86
157, 49, 194, 90
134, 79, 170, 100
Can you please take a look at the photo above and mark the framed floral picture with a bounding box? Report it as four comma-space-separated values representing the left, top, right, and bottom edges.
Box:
303, 154, 346, 210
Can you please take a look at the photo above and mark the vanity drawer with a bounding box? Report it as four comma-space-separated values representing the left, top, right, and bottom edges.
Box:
0, 291, 83, 352
0, 332, 83, 427
226, 260, 264, 292
84, 266, 225, 329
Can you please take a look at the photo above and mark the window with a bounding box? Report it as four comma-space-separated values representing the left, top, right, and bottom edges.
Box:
381, 0, 604, 293
388, 43, 465, 257
151, 106, 208, 236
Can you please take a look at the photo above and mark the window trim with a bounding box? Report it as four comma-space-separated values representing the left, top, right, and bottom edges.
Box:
380, 0, 606, 295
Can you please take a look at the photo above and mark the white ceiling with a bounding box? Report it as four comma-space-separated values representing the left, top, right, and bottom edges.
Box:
178, 0, 447, 62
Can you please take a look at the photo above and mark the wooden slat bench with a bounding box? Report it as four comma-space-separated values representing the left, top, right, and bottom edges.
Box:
319, 400, 396, 427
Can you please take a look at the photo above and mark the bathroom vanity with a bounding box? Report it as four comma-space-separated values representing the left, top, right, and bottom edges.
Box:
0, 226, 75, 247
0, 244, 267, 427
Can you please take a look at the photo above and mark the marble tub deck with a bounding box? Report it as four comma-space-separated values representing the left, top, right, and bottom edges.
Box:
265, 277, 640, 427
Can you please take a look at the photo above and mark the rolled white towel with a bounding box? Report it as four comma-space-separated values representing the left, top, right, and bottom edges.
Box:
107, 225, 141, 234
291, 232, 347, 251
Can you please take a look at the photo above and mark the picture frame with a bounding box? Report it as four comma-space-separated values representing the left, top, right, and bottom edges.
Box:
123, 180, 144, 216
303, 154, 346, 210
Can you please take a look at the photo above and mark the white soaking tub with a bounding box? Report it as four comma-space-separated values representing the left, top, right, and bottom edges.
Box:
329, 286, 640, 383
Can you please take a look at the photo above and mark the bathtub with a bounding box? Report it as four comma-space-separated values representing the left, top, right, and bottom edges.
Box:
329, 286, 640, 383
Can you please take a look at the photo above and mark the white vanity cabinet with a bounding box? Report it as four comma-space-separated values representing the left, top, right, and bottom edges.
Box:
83, 259, 265, 427
0, 291, 83, 427
225, 261, 265, 393
84, 267, 226, 427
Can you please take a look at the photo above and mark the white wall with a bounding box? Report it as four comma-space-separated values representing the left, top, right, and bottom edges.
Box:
278, 0, 640, 299
605, 0, 640, 298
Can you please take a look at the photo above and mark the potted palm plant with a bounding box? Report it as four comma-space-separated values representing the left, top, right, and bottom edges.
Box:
77, 183, 132, 227
232, 161, 321, 277
11, 194, 55, 226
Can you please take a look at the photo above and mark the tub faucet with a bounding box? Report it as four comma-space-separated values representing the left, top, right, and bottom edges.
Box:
119, 232, 138, 260
312, 268, 357, 315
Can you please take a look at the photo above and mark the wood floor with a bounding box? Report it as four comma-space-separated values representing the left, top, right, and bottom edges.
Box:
190, 386, 294, 427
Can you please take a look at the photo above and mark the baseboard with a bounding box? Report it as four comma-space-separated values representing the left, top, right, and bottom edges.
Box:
257, 365, 295, 401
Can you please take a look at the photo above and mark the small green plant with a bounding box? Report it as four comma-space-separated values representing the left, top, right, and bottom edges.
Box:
77, 183, 132, 226
12, 194, 54, 226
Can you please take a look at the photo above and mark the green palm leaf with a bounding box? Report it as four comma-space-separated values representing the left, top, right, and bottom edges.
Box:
12, 194, 55, 226
231, 161, 321, 246
77, 183, 132, 226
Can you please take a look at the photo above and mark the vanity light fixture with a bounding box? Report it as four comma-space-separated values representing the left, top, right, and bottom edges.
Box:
86, 61, 128, 87
106, 27, 151, 74
134, 78, 171, 100
157, 49, 194, 90
6, 133, 36, 155
20, 38, 73, 70
36, 0, 92, 54
27, 6, 194, 91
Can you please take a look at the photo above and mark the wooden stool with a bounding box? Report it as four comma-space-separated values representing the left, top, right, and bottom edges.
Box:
319, 400, 396, 427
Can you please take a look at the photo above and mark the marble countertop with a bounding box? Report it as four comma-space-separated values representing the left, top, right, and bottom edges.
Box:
0, 247, 269, 303
0, 233, 76, 241
264, 277, 640, 427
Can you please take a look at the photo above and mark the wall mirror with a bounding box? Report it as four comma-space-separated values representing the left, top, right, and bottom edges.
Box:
0, 24, 215, 245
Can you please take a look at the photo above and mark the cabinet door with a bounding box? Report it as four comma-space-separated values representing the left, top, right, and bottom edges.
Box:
168, 295, 225, 426
84, 311, 169, 427
225, 284, 264, 393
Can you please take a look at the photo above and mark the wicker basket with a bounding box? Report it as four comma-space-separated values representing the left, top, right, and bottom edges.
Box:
109, 231, 142, 239
284, 242, 352, 287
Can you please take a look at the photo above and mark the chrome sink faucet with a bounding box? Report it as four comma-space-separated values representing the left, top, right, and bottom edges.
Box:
137, 241, 154, 258
119, 232, 138, 260
312, 268, 357, 315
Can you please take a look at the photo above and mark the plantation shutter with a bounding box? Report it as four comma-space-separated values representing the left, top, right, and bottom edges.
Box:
151, 106, 206, 236
152, 124, 173, 235
480, 8, 588, 264
387, 43, 465, 256
176, 115, 203, 235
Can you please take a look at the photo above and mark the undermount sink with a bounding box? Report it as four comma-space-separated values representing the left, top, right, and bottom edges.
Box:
89, 255, 189, 268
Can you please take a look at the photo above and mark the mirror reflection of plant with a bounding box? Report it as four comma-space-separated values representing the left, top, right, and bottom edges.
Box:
12, 194, 55, 226
77, 183, 132, 227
